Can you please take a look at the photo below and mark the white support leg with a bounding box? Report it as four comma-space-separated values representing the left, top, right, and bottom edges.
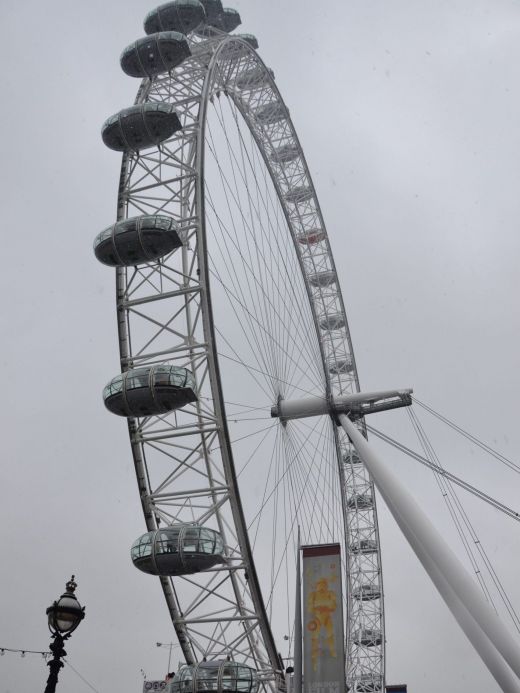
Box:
428, 556, 520, 693
338, 413, 520, 689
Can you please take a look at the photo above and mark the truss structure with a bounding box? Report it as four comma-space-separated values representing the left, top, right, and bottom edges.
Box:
108, 27, 385, 693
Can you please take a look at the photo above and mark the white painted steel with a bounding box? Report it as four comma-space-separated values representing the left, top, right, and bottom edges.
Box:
339, 413, 520, 691
428, 556, 520, 693
109, 19, 385, 693
271, 390, 412, 421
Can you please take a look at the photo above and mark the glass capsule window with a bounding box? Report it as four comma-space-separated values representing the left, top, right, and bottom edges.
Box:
126, 368, 150, 390
93, 225, 114, 246
154, 365, 174, 386
200, 528, 221, 554
102, 113, 119, 128
236, 667, 256, 693
172, 663, 258, 693
156, 527, 181, 555
103, 374, 124, 399
94, 216, 178, 252
116, 219, 135, 235
174, 665, 194, 693
104, 366, 195, 399
133, 526, 224, 559
131, 533, 153, 559
183, 527, 200, 553
239, 34, 258, 48
181, 526, 221, 554
153, 216, 175, 231
197, 665, 219, 691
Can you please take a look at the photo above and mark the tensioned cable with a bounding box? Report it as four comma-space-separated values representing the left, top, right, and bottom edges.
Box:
63, 659, 102, 693
284, 418, 340, 543
286, 419, 342, 542
208, 88, 341, 632
407, 407, 520, 633
225, 97, 324, 388
217, 96, 287, 386
213, 91, 384, 678
246, 415, 323, 535
205, 202, 278, 391
216, 349, 327, 401
264, 416, 338, 610
413, 396, 520, 475
205, 188, 322, 397
208, 258, 321, 398
209, 96, 324, 384
207, 105, 313, 358
205, 136, 281, 392
250, 424, 281, 551
205, 123, 323, 395
407, 408, 497, 607
201, 82, 360, 660
366, 424, 520, 522
206, 115, 282, 388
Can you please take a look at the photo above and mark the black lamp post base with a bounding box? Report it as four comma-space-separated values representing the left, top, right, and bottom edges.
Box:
44, 634, 67, 693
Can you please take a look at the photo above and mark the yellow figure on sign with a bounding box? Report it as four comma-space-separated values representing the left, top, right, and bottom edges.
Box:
306, 577, 337, 671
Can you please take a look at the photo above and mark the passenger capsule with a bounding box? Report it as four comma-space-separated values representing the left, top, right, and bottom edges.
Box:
353, 629, 382, 647
120, 32, 190, 78
255, 102, 286, 125
219, 34, 259, 59
319, 313, 345, 331
285, 186, 313, 205
350, 539, 378, 554
144, 0, 206, 35
235, 66, 274, 91
131, 525, 225, 575
308, 270, 335, 288
343, 449, 361, 465
94, 215, 182, 266
270, 143, 299, 164
329, 357, 354, 375
297, 229, 326, 245
103, 365, 197, 417
199, 0, 224, 23
218, 7, 241, 32
172, 662, 258, 693
101, 103, 182, 152
235, 33, 258, 49
352, 584, 381, 601
356, 675, 382, 692
347, 493, 373, 510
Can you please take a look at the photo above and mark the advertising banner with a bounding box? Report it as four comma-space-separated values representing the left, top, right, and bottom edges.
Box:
302, 544, 346, 693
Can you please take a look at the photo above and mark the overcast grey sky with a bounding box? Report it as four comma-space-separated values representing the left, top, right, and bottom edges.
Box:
0, 0, 519, 692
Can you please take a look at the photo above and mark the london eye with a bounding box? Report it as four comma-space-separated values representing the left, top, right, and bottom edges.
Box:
94, 3, 520, 693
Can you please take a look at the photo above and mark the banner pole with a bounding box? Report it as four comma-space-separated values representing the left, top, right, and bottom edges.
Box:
294, 526, 303, 693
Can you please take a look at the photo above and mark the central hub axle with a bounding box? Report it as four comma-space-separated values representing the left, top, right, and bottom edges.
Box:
271, 388, 413, 422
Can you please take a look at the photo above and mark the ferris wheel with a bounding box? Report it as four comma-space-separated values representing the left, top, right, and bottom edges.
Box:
94, 3, 398, 692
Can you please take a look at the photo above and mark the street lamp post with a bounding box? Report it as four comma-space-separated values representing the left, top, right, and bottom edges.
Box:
44, 576, 85, 693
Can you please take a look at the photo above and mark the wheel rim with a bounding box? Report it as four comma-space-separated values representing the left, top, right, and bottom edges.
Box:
107, 22, 385, 693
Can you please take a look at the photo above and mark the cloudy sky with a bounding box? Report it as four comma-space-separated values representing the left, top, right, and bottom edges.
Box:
0, 0, 519, 692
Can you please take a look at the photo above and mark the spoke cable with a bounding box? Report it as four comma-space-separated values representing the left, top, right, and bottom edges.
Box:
413, 396, 520, 475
